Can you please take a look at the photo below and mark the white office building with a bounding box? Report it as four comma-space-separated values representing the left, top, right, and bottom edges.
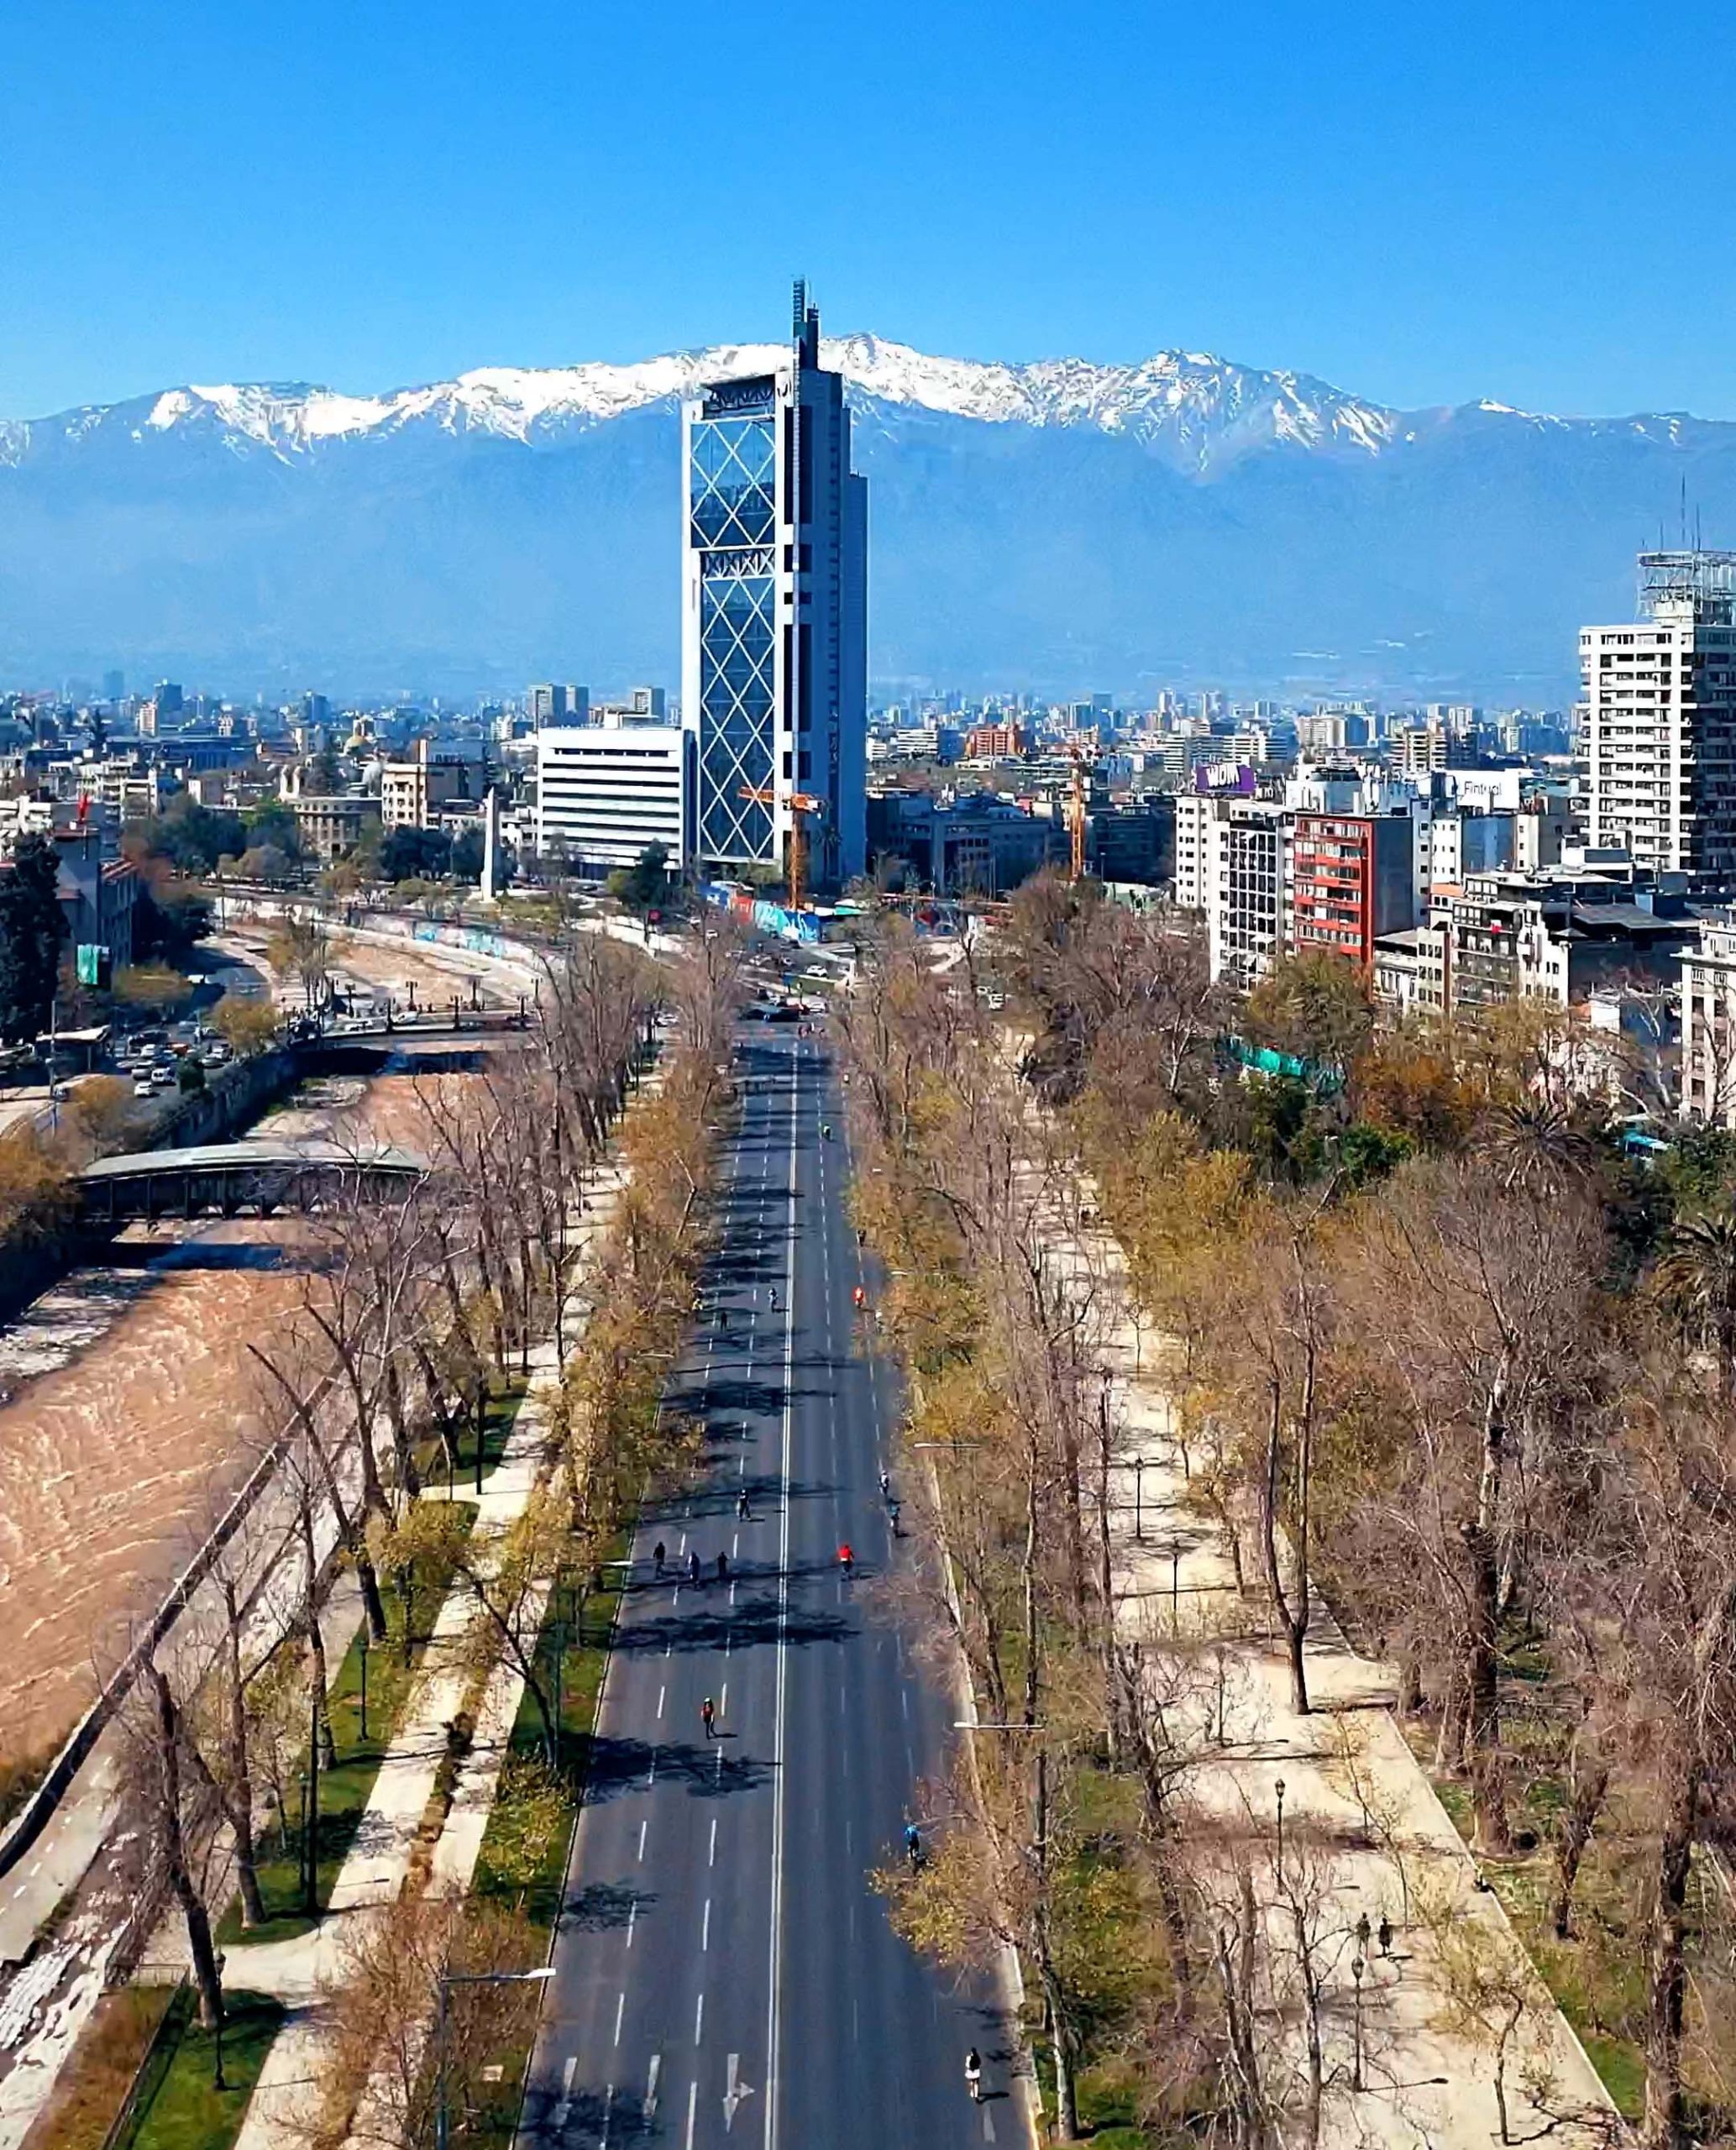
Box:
536, 723, 696, 876
681, 281, 867, 885
1582, 549, 1736, 879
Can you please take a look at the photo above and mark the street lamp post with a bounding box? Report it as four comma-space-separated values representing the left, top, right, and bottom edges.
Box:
435, 1967, 557, 2150
1133, 1455, 1146, 1542
1351, 1953, 1366, 2092
1273, 1775, 1287, 1879
303, 1679, 321, 1920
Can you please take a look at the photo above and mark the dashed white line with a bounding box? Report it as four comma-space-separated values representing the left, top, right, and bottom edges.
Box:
657, 1684, 666, 1720
613, 1990, 625, 2046
720, 1681, 728, 1717
695, 1990, 705, 2044
626, 1899, 637, 1948
709, 1817, 717, 1867
702, 1898, 711, 1951
685, 2079, 698, 2148
637, 1819, 648, 1861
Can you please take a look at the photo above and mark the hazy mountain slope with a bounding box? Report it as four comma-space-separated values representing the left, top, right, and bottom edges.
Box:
3, 338, 1732, 696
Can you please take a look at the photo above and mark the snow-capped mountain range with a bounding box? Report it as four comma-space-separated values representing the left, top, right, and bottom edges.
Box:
3, 334, 1734, 693
4, 338, 1407, 471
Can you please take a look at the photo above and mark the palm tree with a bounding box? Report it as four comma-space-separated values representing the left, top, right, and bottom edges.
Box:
1482, 1098, 1602, 1197
1654, 1203, 1736, 1398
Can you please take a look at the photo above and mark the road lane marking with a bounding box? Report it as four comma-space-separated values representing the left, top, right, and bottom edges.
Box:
614, 1991, 625, 2046
720, 1681, 727, 1717
763, 1035, 798, 2150
702, 1898, 711, 1951
695, 1990, 705, 2044
685, 2080, 698, 2149
723, 2053, 755, 2131
644, 2053, 660, 2118
657, 1684, 665, 1719
637, 1819, 647, 1860
552, 2055, 576, 2132
709, 1817, 716, 1867
627, 1900, 637, 1948
601, 2083, 613, 2147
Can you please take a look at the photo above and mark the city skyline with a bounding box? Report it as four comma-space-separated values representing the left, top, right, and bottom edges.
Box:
8, 0, 1736, 426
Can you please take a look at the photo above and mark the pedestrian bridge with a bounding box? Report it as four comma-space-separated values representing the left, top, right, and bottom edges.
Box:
77, 1138, 430, 1223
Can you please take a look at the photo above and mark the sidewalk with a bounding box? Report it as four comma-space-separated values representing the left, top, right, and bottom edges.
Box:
1036, 1185, 1622, 2148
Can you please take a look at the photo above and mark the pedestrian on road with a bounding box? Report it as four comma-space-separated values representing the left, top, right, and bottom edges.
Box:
878, 1469, 891, 1502
701, 1696, 716, 1739
1377, 1915, 1393, 1956
688, 1550, 702, 1586
838, 1542, 854, 1579
889, 1499, 901, 1537
653, 1541, 666, 1579
716, 1551, 729, 1582
737, 1490, 752, 1521
965, 2048, 983, 2103
768, 1285, 779, 1310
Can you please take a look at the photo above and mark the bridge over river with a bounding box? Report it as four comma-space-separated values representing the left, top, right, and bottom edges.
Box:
76, 1137, 429, 1222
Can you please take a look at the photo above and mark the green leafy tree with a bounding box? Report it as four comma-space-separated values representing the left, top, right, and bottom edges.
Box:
0, 832, 67, 1044
244, 800, 301, 858
380, 825, 452, 882
606, 842, 670, 915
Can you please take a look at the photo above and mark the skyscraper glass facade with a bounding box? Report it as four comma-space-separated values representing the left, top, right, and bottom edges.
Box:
690, 381, 779, 861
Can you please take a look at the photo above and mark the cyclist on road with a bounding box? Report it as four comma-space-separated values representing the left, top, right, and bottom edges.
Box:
768, 1285, 779, 1310
889, 1499, 902, 1537
701, 1696, 716, 1740
653, 1542, 666, 1580
878, 1469, 891, 1502
852, 1285, 867, 1313
965, 2049, 983, 2103
688, 1550, 701, 1586
837, 1542, 855, 1579
905, 1822, 922, 1869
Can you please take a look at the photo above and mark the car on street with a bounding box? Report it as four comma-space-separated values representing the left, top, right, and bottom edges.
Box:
132, 1078, 156, 1099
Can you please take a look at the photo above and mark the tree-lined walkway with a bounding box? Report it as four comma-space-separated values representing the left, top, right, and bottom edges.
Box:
1036, 1177, 1622, 2148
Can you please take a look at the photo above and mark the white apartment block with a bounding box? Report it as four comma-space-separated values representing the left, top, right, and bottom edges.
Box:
1172, 791, 1217, 910
1208, 802, 1288, 990
1582, 550, 1736, 878
536, 723, 696, 876
1681, 915, 1736, 1125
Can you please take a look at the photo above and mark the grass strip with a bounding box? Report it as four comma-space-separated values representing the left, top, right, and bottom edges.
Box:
218, 1502, 477, 1946
114, 1990, 284, 2150
440, 1542, 630, 2150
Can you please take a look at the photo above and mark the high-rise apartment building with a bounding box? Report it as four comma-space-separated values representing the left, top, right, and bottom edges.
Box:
682, 282, 867, 886
1583, 549, 1736, 879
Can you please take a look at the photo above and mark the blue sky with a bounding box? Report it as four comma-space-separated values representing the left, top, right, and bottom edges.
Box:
5, 0, 1736, 422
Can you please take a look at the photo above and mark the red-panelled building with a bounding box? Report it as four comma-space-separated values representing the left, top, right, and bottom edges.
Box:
1290, 811, 1416, 968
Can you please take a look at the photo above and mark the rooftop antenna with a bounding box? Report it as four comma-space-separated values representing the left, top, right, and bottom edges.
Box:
792, 276, 819, 369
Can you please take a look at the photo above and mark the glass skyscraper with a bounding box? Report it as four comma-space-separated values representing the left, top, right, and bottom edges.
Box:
682, 283, 867, 885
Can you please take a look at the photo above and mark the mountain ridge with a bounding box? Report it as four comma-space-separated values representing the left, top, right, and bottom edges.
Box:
4, 333, 1735, 697
4, 334, 1721, 480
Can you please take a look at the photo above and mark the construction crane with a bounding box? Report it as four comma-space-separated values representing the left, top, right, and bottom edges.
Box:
1065, 749, 1090, 883
738, 785, 827, 910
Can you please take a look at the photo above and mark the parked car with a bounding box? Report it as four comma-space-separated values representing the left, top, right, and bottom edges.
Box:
149, 1064, 175, 1088
133, 1078, 156, 1099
